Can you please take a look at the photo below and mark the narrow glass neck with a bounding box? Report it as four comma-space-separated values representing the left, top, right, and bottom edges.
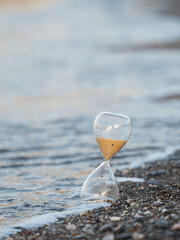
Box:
104, 158, 111, 163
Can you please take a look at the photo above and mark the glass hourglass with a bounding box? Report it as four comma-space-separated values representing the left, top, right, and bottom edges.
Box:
81, 112, 132, 202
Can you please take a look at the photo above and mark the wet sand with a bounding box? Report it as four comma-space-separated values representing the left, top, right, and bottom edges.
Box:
4, 150, 180, 240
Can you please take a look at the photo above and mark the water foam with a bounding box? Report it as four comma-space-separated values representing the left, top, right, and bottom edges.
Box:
0, 202, 110, 239
1, 146, 179, 239
118, 145, 179, 170
116, 177, 144, 182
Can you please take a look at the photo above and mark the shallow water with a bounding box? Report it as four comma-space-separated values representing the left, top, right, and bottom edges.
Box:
0, 0, 180, 237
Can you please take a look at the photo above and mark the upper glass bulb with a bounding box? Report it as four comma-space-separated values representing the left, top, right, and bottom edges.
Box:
94, 112, 132, 161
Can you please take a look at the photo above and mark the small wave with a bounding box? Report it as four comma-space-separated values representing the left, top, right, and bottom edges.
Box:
117, 145, 180, 170
0, 202, 110, 240
116, 177, 144, 183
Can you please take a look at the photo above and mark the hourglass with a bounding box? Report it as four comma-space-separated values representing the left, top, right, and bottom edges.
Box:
81, 112, 132, 202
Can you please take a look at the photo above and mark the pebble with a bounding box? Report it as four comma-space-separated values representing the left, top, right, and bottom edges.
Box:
130, 202, 139, 208
143, 210, 151, 215
100, 223, 114, 232
161, 208, 167, 213
114, 224, 126, 232
110, 216, 121, 222
148, 180, 159, 187
155, 219, 169, 229
3, 157, 180, 240
126, 199, 133, 204
153, 201, 163, 206
148, 219, 155, 224
116, 233, 132, 239
132, 222, 142, 231
171, 223, 180, 230
80, 211, 88, 216
102, 233, 114, 240
149, 170, 165, 176
123, 210, 128, 213
137, 210, 143, 215
132, 232, 145, 240
82, 224, 92, 231
66, 224, 76, 231
165, 204, 174, 209
134, 214, 143, 219
73, 234, 86, 239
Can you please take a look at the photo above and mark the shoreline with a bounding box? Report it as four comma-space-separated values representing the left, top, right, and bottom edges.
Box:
0, 0, 180, 239
3, 150, 180, 240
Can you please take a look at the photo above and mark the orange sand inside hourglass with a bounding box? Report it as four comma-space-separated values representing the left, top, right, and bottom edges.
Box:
96, 137, 126, 161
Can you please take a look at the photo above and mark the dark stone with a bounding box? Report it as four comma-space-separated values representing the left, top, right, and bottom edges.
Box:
100, 223, 114, 232
153, 201, 164, 206
73, 234, 87, 239
148, 180, 159, 187
149, 170, 165, 176
114, 224, 126, 233
57, 223, 66, 229
148, 233, 157, 240
116, 233, 132, 239
65, 235, 71, 238
132, 217, 144, 224
155, 219, 169, 229
165, 204, 175, 209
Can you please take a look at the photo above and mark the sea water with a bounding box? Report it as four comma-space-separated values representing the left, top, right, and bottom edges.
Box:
0, 0, 180, 238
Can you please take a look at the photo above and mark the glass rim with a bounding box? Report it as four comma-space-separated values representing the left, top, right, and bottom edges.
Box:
96, 111, 131, 122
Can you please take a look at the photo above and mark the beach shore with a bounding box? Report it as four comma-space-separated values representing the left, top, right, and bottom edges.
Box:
4, 150, 180, 240
1, 0, 180, 239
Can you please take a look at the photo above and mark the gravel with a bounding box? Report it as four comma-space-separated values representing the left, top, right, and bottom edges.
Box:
3, 150, 180, 240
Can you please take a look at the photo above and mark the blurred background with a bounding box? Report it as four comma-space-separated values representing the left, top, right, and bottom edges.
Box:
0, 0, 180, 232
